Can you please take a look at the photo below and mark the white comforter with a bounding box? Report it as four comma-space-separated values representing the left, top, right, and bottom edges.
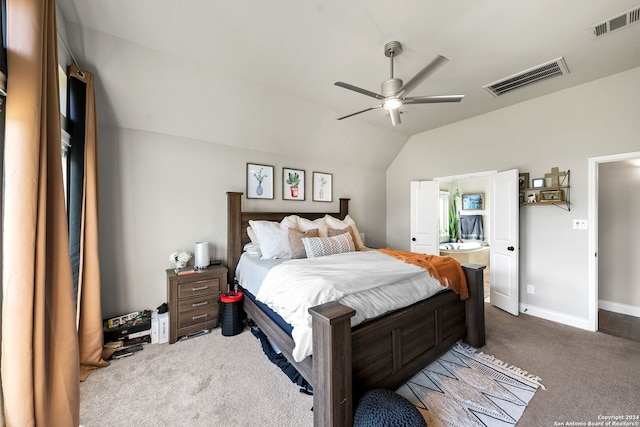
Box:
256, 250, 444, 362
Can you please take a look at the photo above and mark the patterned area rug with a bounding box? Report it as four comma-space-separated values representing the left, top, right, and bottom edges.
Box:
396, 343, 544, 427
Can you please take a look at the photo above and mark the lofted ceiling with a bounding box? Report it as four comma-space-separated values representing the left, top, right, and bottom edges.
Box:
56, 1, 640, 166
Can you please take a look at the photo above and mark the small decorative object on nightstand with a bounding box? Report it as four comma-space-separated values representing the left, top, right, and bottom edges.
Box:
166, 264, 227, 344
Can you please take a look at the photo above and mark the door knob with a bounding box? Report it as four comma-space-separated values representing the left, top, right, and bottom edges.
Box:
412, 237, 416, 241
507, 246, 515, 251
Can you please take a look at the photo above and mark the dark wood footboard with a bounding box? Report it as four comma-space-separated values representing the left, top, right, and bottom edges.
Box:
309, 264, 485, 427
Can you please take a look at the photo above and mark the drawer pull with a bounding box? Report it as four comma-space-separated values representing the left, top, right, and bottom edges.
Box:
191, 285, 209, 292
191, 301, 208, 308
192, 314, 208, 321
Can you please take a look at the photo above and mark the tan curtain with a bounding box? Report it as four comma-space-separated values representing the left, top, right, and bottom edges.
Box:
69, 64, 110, 381
2, 0, 80, 425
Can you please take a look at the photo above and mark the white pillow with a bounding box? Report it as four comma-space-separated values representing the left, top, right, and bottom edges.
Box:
248, 220, 292, 259
324, 215, 365, 250
281, 215, 300, 231
302, 232, 355, 258
243, 242, 262, 257
298, 217, 329, 237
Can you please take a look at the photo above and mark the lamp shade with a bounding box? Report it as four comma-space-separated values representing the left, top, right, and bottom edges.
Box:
194, 242, 210, 268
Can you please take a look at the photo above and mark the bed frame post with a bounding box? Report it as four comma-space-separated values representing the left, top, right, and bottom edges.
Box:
309, 302, 357, 427
462, 263, 486, 348
339, 198, 350, 219
227, 191, 243, 284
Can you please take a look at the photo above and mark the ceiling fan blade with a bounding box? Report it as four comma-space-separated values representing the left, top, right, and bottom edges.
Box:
337, 105, 381, 120
404, 95, 465, 104
397, 55, 449, 97
389, 108, 401, 126
335, 82, 384, 100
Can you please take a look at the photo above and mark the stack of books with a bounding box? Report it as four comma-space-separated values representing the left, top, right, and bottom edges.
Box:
103, 310, 152, 359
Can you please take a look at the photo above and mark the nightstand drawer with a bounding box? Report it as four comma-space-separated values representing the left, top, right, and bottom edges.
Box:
178, 297, 218, 328
177, 278, 219, 300
178, 296, 217, 315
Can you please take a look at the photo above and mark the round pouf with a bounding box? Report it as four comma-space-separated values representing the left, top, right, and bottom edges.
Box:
353, 389, 427, 427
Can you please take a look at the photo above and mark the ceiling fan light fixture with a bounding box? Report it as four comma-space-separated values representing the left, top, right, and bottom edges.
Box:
335, 41, 464, 126
382, 98, 402, 110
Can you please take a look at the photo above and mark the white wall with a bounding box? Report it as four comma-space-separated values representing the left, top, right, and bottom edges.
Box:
59, 16, 402, 317
98, 126, 387, 318
387, 66, 640, 324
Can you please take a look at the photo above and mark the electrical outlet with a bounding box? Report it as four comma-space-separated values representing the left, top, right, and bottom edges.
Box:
573, 219, 588, 230
527, 284, 535, 294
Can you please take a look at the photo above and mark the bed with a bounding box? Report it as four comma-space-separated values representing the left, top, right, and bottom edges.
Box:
226, 191, 485, 426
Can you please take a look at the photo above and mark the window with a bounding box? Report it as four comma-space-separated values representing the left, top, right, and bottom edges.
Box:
439, 191, 450, 242
58, 65, 70, 209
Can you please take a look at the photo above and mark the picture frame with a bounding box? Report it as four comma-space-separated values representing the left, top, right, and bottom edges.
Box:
540, 189, 564, 202
461, 193, 484, 210
519, 173, 530, 190
312, 172, 332, 202
283, 167, 305, 201
246, 163, 274, 199
532, 178, 545, 188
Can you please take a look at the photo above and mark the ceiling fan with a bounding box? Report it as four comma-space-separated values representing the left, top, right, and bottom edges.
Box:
335, 41, 464, 126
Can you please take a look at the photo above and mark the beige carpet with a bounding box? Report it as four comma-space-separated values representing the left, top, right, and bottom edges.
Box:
81, 304, 640, 426
80, 329, 313, 427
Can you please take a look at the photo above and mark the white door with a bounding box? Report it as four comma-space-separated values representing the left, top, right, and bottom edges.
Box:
410, 181, 439, 255
490, 169, 520, 315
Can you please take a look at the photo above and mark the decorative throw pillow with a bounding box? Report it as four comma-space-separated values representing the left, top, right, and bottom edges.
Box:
302, 232, 355, 258
325, 214, 365, 250
289, 228, 319, 259
248, 220, 292, 259
327, 227, 360, 249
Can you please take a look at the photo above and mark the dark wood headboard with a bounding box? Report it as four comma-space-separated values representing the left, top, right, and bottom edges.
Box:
226, 192, 350, 284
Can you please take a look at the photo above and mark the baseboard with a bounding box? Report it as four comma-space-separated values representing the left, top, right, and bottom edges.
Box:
598, 300, 640, 318
519, 303, 590, 330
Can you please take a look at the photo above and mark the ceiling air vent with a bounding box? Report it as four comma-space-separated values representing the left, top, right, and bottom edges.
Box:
483, 57, 569, 97
591, 6, 640, 38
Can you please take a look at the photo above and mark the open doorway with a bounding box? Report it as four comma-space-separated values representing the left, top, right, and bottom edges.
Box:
435, 171, 496, 301
411, 169, 519, 315
588, 151, 640, 341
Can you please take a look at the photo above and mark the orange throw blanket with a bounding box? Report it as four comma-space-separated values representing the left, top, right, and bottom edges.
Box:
377, 248, 468, 300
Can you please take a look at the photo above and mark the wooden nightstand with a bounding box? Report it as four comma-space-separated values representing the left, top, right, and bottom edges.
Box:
166, 265, 228, 344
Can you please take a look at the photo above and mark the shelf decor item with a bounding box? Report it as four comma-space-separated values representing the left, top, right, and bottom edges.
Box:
532, 178, 545, 188
540, 189, 564, 201
544, 167, 567, 187
246, 163, 274, 199
519, 173, 530, 190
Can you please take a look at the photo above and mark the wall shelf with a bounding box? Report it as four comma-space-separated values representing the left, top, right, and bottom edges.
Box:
520, 169, 571, 211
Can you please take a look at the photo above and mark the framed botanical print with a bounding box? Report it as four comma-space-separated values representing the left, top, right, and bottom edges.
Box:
283, 167, 305, 201
312, 172, 332, 202
246, 163, 274, 199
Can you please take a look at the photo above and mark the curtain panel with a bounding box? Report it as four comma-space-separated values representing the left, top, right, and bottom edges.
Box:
2, 0, 80, 424
67, 64, 110, 381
